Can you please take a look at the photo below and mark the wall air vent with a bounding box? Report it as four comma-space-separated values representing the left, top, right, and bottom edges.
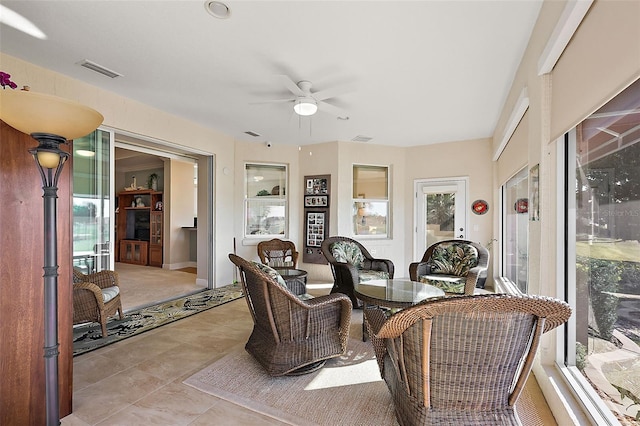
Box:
351, 135, 373, 143
244, 131, 261, 137
77, 59, 122, 78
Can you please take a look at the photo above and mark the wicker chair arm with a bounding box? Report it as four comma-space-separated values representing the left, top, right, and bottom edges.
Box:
303, 293, 351, 308
82, 270, 119, 290
363, 306, 390, 373
464, 265, 485, 294
409, 261, 431, 281
73, 281, 106, 309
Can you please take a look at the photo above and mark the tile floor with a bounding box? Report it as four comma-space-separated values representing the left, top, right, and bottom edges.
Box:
63, 286, 557, 425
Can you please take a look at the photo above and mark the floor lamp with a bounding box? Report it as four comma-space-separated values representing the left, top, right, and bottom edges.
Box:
0, 89, 103, 425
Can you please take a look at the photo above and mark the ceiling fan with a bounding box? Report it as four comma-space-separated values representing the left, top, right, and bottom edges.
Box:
254, 75, 349, 117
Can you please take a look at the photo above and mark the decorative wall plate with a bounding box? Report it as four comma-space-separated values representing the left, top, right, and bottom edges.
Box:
471, 199, 489, 215
515, 198, 528, 213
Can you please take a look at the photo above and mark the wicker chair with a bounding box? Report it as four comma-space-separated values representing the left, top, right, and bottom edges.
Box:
73, 268, 124, 338
257, 238, 299, 269
408, 239, 489, 295
321, 236, 395, 308
364, 293, 572, 426
229, 253, 352, 376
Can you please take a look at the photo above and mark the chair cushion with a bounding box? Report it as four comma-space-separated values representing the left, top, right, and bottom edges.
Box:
101, 286, 120, 303
419, 274, 466, 294
330, 241, 365, 268
251, 261, 288, 288
429, 242, 479, 276
358, 270, 390, 282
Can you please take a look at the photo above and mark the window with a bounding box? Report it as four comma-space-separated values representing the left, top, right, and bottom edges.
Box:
563, 79, 640, 424
244, 163, 287, 237
353, 164, 389, 237
501, 167, 529, 292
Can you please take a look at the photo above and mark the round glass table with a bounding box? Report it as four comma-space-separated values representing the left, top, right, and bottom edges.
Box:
274, 268, 307, 296
354, 278, 445, 309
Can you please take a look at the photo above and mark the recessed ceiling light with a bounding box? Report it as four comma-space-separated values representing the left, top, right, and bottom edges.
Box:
205, 1, 231, 19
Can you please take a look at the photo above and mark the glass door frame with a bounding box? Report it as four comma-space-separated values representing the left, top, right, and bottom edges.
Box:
414, 177, 469, 259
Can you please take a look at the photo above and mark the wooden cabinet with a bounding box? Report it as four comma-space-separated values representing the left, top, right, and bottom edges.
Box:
116, 190, 163, 266
119, 240, 149, 265
149, 211, 163, 266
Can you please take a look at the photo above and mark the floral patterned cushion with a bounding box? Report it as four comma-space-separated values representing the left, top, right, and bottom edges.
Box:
419, 274, 466, 294
251, 261, 288, 288
358, 270, 389, 282
330, 241, 365, 269
429, 242, 479, 277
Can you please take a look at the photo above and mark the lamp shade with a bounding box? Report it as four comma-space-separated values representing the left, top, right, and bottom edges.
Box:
0, 89, 103, 140
293, 98, 318, 116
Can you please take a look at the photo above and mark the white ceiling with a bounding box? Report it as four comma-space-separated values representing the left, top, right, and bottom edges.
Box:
0, 1, 543, 148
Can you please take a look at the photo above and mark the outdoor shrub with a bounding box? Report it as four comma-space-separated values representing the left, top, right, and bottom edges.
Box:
576, 256, 621, 341
619, 261, 640, 293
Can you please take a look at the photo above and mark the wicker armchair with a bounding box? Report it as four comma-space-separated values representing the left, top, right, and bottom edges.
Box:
409, 239, 489, 295
229, 253, 352, 376
257, 238, 299, 269
73, 268, 124, 338
321, 236, 395, 307
364, 293, 572, 426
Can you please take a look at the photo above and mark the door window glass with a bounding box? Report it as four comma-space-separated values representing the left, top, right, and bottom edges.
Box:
501, 167, 529, 292
353, 164, 389, 237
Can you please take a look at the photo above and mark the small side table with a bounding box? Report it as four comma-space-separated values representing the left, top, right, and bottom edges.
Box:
275, 268, 308, 296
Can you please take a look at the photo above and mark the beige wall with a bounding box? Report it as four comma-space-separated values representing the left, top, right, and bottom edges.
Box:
165, 159, 196, 269
405, 138, 494, 276
233, 140, 301, 269
0, 53, 237, 287
3, 1, 640, 420
491, 1, 640, 423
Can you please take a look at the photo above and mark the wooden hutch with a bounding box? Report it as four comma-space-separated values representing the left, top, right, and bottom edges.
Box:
116, 190, 163, 267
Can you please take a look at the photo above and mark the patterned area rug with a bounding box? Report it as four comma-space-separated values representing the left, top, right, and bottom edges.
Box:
73, 283, 243, 356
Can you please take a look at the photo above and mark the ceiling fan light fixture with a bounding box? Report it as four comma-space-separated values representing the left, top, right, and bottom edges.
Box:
293, 98, 317, 116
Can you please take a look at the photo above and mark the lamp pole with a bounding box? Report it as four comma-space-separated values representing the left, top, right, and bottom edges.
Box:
30, 133, 69, 426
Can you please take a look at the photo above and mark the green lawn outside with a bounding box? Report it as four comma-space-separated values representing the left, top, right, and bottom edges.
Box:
576, 240, 640, 263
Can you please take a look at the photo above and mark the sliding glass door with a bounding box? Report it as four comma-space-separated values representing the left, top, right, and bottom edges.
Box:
72, 129, 114, 273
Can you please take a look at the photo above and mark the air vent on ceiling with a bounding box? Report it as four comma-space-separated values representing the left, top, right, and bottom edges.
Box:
77, 59, 122, 78
351, 135, 373, 143
244, 131, 261, 137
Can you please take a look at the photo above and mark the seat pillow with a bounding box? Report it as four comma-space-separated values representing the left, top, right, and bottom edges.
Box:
252, 261, 288, 288
330, 241, 364, 268
430, 242, 479, 276
358, 270, 390, 282
419, 274, 465, 294
101, 286, 120, 303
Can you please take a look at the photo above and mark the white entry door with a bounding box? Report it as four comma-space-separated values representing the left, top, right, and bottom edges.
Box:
415, 178, 468, 257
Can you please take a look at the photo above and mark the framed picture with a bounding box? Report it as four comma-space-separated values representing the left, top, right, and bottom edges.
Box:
304, 195, 329, 207
305, 175, 330, 195
305, 211, 327, 247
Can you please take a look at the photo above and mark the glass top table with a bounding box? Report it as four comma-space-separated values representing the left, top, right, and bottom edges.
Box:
354, 278, 445, 309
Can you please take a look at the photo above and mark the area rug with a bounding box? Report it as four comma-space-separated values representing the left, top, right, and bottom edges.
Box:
184, 338, 397, 425
184, 337, 555, 426
73, 283, 243, 356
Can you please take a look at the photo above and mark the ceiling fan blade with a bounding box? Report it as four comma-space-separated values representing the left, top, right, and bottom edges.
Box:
318, 100, 348, 117
249, 98, 294, 105
312, 85, 352, 102
278, 75, 306, 97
